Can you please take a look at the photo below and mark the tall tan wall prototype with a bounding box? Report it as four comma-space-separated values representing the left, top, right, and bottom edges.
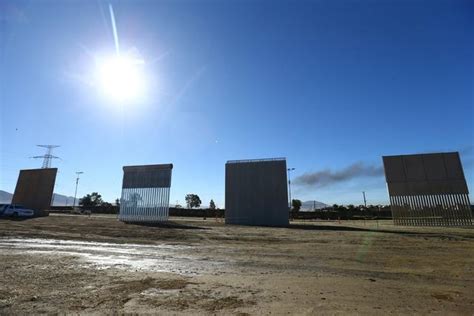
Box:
12, 168, 58, 212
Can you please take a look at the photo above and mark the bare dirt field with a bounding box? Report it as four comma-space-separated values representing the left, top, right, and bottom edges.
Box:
0, 214, 473, 315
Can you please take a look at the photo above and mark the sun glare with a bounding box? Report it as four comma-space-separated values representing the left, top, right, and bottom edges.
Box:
97, 55, 145, 102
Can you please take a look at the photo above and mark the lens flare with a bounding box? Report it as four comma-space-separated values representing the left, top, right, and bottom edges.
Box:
97, 55, 145, 102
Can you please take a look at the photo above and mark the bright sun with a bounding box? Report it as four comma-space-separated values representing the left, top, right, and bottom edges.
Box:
97, 55, 145, 102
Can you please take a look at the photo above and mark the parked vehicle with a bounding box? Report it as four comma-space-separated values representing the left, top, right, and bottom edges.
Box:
0, 204, 35, 218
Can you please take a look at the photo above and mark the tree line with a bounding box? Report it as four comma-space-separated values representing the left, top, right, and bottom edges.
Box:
291, 202, 393, 220
76, 192, 393, 219
77, 192, 217, 214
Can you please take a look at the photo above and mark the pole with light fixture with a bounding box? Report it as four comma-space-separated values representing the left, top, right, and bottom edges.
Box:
287, 167, 295, 210
72, 171, 84, 209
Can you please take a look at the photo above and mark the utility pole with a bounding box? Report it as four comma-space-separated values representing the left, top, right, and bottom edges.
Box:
72, 172, 84, 209
363, 191, 367, 207
287, 167, 295, 209
32, 145, 60, 168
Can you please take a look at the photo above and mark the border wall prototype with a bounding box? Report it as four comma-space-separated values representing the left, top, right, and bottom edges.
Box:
383, 152, 472, 226
12, 168, 58, 215
118, 164, 173, 223
225, 158, 289, 227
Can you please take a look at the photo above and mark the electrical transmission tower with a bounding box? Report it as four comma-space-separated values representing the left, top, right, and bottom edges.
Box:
33, 145, 60, 168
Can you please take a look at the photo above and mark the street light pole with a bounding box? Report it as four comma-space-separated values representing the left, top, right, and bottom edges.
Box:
287, 167, 295, 209
72, 171, 84, 209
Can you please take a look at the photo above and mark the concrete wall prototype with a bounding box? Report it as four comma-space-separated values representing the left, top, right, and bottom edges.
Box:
119, 164, 173, 223
225, 158, 289, 227
383, 152, 472, 226
12, 168, 57, 214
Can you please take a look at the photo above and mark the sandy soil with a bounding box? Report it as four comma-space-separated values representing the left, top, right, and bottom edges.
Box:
0, 214, 473, 315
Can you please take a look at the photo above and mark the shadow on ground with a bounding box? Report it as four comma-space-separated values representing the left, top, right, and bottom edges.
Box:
128, 221, 207, 230
0, 217, 33, 222
288, 223, 474, 240
289, 223, 377, 232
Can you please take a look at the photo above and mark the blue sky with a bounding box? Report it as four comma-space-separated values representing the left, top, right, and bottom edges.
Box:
1, 0, 473, 207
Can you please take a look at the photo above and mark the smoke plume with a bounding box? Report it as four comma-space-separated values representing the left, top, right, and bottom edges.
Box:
293, 162, 384, 188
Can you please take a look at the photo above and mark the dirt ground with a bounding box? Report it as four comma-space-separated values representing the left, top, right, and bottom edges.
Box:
0, 214, 473, 315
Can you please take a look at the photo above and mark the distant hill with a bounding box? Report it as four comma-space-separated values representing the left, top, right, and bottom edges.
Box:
51, 193, 77, 206
0, 190, 13, 204
0, 190, 76, 206
300, 200, 328, 211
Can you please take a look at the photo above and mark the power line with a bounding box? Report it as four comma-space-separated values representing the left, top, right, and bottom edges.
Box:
32, 145, 60, 168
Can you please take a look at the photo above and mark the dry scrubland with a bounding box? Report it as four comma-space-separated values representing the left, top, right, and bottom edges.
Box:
0, 214, 473, 315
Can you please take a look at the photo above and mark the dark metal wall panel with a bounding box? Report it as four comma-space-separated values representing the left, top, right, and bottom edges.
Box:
444, 152, 465, 179
122, 164, 173, 188
119, 164, 173, 223
382, 152, 472, 227
383, 152, 469, 196
423, 154, 447, 180
383, 156, 406, 182
12, 168, 57, 213
225, 158, 289, 227
403, 155, 426, 181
